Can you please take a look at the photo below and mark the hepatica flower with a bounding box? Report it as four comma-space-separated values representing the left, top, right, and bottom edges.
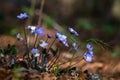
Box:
84, 44, 93, 62
26, 26, 36, 34
55, 30, 60, 38
86, 43, 93, 50
55, 30, 69, 47
59, 35, 69, 47
31, 48, 40, 57
63, 41, 69, 47
35, 27, 44, 36
17, 13, 29, 20
68, 27, 79, 36
39, 40, 48, 48
86, 43, 93, 56
59, 35, 67, 42
84, 51, 93, 62
55, 30, 67, 41
31, 48, 39, 54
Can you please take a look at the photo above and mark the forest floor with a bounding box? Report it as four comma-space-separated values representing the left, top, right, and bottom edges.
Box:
0, 35, 120, 80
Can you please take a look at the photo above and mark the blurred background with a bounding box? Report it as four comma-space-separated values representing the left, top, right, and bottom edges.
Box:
0, 0, 120, 56
0, 0, 120, 45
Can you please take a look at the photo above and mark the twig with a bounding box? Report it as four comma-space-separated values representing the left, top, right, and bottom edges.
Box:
38, 0, 45, 26
34, 0, 45, 48
48, 51, 61, 71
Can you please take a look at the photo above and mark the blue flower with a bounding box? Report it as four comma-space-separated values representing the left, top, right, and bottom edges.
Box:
86, 43, 93, 51
83, 51, 93, 62
84, 43, 93, 62
31, 48, 40, 57
55, 30, 60, 38
68, 27, 79, 36
35, 27, 44, 36
59, 35, 67, 42
39, 40, 48, 48
47, 34, 52, 38
62, 41, 69, 47
55, 30, 67, 42
17, 13, 29, 19
31, 48, 39, 54
55, 30, 69, 47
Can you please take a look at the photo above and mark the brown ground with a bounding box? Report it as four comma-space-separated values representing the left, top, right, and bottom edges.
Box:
0, 35, 120, 80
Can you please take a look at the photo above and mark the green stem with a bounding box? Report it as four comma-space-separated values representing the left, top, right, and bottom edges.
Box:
69, 53, 76, 67
23, 28, 29, 60
47, 37, 58, 69
47, 37, 57, 53
68, 47, 86, 68
66, 52, 76, 74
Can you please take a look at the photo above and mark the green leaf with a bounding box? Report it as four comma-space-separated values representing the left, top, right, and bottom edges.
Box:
43, 15, 55, 29
39, 40, 43, 44
23, 52, 29, 59
53, 63, 59, 76
111, 52, 118, 58
77, 19, 93, 30
102, 25, 115, 36
86, 38, 112, 50
50, 48, 59, 56
67, 35, 76, 43
10, 28, 18, 36
42, 48, 47, 54
21, 6, 32, 15
3, 44, 17, 55
0, 48, 3, 54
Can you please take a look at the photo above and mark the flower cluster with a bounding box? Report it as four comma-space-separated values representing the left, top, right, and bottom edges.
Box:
55, 30, 69, 47
84, 44, 93, 62
15, 12, 94, 74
